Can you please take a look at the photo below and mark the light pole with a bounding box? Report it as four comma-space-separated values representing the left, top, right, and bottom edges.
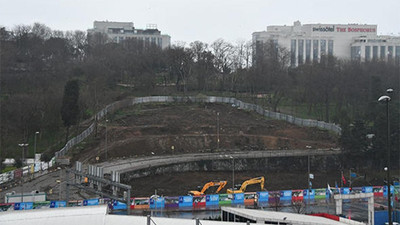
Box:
105, 119, 108, 161
217, 112, 220, 149
378, 93, 392, 225
225, 154, 234, 192
18, 143, 28, 202
34, 131, 39, 160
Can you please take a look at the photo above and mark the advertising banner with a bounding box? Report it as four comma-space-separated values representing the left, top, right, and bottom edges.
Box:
165, 197, 179, 208
132, 198, 149, 209
193, 196, 206, 207
149, 197, 165, 209
42, 162, 49, 171
303, 189, 315, 199
292, 190, 304, 201
257, 191, 269, 202
178, 196, 193, 208
362, 186, 373, 193
341, 187, 350, 194
373, 186, 384, 196
83, 198, 99, 206
14, 202, 33, 210
206, 194, 219, 206
34, 163, 41, 173
112, 200, 127, 210
384, 185, 394, 196
232, 193, 244, 204
50, 201, 67, 208
14, 169, 22, 179
218, 194, 232, 205
244, 193, 256, 206
280, 190, 292, 201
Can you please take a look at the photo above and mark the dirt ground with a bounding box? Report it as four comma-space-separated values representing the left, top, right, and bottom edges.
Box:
74, 102, 341, 197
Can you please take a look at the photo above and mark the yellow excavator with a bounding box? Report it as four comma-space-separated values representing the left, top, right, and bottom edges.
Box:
189, 181, 227, 196
227, 176, 265, 194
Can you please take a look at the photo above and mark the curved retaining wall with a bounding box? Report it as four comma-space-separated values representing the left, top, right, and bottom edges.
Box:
55, 96, 342, 157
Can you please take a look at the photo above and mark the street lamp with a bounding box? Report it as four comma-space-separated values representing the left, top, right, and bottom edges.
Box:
105, 119, 108, 161
217, 112, 220, 149
378, 94, 392, 225
34, 131, 39, 160
18, 143, 28, 202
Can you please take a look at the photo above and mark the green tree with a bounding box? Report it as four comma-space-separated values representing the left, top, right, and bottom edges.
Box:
61, 80, 80, 143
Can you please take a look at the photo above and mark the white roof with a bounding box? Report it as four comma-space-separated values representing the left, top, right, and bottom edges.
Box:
221, 207, 351, 225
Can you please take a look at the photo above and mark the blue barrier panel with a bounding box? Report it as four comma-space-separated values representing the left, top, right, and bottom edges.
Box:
232, 193, 244, 204
384, 185, 395, 196
341, 187, 350, 194
280, 190, 292, 201
206, 195, 219, 206
165, 197, 179, 208
303, 189, 315, 199
150, 197, 165, 209
83, 198, 99, 206
257, 191, 269, 202
362, 186, 373, 193
112, 201, 127, 210
178, 196, 193, 208
14, 202, 33, 210
50, 201, 67, 208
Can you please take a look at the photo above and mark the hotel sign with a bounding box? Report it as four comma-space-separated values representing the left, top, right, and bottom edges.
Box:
313, 25, 376, 33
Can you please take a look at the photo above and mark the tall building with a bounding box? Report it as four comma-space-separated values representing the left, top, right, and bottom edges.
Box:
88, 21, 171, 49
253, 21, 400, 66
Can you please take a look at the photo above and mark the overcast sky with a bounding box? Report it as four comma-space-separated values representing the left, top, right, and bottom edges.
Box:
1, 0, 399, 44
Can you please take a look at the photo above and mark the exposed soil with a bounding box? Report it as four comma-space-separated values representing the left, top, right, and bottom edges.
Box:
73, 102, 340, 196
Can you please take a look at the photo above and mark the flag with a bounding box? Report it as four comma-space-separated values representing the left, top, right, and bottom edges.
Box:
335, 181, 339, 189
342, 174, 347, 185
350, 172, 356, 178
309, 173, 314, 179
327, 183, 333, 195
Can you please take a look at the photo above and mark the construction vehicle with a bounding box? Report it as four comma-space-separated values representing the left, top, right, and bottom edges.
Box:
227, 176, 265, 194
189, 181, 227, 196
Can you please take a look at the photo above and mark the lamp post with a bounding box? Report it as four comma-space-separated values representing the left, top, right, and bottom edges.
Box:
225, 154, 234, 192
105, 119, 108, 161
18, 143, 28, 202
217, 112, 220, 149
34, 131, 39, 160
378, 93, 392, 225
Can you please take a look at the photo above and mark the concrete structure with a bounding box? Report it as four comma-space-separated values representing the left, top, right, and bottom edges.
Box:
5, 191, 46, 203
221, 207, 365, 225
0, 205, 245, 225
88, 21, 171, 49
334, 193, 374, 225
253, 21, 400, 66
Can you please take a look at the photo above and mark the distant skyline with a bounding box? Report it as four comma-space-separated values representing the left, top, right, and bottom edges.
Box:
1, 0, 399, 44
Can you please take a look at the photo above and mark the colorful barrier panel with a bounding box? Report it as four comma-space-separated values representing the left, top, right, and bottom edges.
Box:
131, 197, 149, 209
341, 187, 350, 194
165, 196, 179, 208
280, 190, 292, 201
50, 201, 67, 208
257, 191, 269, 202
178, 196, 193, 208
384, 185, 394, 196
373, 186, 384, 196
112, 200, 127, 210
232, 193, 244, 205
292, 189, 304, 201
244, 192, 256, 206
362, 186, 373, 193
14, 202, 33, 210
193, 195, 206, 208
218, 194, 232, 205
83, 198, 99, 206
206, 194, 219, 206
149, 197, 165, 209
303, 189, 315, 200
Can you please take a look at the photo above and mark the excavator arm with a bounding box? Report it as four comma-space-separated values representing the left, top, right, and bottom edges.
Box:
227, 176, 265, 194
189, 181, 227, 196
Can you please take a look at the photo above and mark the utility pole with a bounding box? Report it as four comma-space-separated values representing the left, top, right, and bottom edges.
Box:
217, 112, 220, 149
18, 143, 28, 202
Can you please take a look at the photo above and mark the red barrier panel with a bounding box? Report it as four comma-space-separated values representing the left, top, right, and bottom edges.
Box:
311, 213, 340, 221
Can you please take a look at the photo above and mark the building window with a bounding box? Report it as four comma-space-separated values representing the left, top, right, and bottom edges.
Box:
396, 46, 400, 62
320, 40, 326, 56
365, 46, 371, 62
151, 37, 156, 44
305, 40, 311, 63
388, 46, 393, 61
298, 39, 304, 64
351, 46, 361, 61
372, 46, 378, 60
328, 40, 334, 56
380, 46, 386, 60
313, 40, 319, 62
291, 39, 296, 67
158, 38, 162, 47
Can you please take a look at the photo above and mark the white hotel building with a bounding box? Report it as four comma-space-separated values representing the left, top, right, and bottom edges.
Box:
87, 21, 171, 49
253, 21, 400, 66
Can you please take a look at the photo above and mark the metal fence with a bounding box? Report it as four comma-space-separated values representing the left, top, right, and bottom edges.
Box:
55, 96, 341, 157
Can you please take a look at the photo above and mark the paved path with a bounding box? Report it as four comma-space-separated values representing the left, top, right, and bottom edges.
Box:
97, 149, 341, 174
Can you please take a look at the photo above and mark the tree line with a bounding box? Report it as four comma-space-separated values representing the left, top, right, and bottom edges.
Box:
0, 23, 399, 169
